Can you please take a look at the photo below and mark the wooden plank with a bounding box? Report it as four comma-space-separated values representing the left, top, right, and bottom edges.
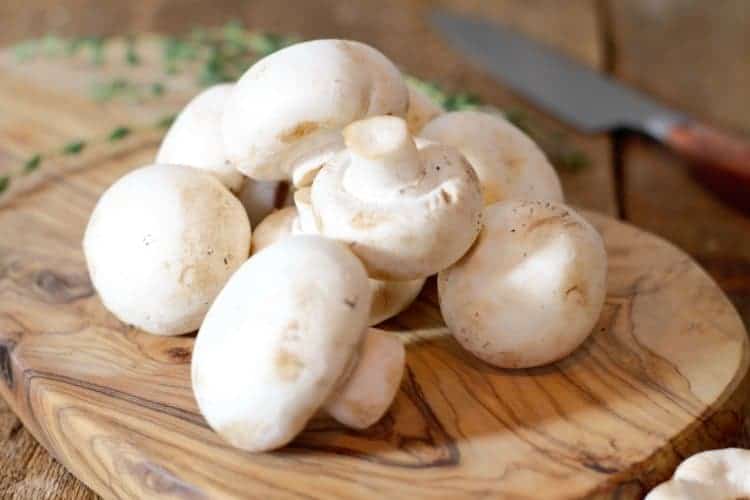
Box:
610, 0, 750, 329
0, 1, 617, 498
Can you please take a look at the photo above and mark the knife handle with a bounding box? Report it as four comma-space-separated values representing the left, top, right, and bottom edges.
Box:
662, 121, 750, 209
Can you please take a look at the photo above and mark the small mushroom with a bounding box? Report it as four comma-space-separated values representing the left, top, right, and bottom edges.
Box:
421, 110, 563, 205
192, 236, 372, 452
324, 328, 405, 429
249, 206, 299, 254
252, 203, 425, 325
405, 81, 443, 134
83, 164, 251, 336
310, 115, 483, 281
222, 39, 409, 187
192, 236, 405, 450
646, 448, 750, 499
438, 200, 607, 368
156, 84, 244, 191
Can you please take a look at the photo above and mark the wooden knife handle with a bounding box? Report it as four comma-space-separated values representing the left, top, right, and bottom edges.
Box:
664, 121, 750, 209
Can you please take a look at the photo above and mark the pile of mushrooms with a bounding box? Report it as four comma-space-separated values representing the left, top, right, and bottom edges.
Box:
83, 38, 608, 452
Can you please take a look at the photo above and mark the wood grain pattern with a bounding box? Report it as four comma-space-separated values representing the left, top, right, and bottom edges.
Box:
0, 0, 613, 496
0, 1, 746, 498
0, 164, 748, 498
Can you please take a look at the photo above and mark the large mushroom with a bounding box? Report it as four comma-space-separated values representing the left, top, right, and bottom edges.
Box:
438, 200, 607, 368
222, 39, 409, 187
155, 82, 289, 226
310, 115, 483, 281
83, 164, 251, 336
421, 110, 563, 204
646, 448, 750, 499
251, 202, 425, 325
192, 236, 405, 451
156, 83, 243, 191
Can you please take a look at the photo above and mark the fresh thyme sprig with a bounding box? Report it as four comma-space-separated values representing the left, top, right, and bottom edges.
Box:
1, 20, 588, 198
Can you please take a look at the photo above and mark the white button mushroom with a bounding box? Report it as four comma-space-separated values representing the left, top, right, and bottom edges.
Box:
155, 83, 289, 225
249, 206, 299, 255
252, 202, 425, 325
324, 328, 405, 429
191, 236, 381, 452
421, 110, 564, 205
646, 448, 750, 500
156, 84, 244, 192
438, 200, 607, 368
222, 39, 409, 187
405, 81, 443, 134
310, 115, 483, 281
83, 164, 251, 336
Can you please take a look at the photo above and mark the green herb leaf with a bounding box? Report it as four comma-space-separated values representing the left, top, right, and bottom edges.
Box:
125, 36, 140, 66
504, 109, 532, 134
62, 140, 86, 155
108, 126, 131, 142
23, 154, 42, 174
84, 37, 105, 65
41, 35, 64, 56
247, 32, 297, 57
554, 150, 590, 172
156, 114, 177, 129
150, 82, 165, 96
444, 91, 481, 111
199, 47, 229, 85
90, 78, 131, 101
13, 41, 38, 61
0, 176, 9, 194
66, 37, 86, 56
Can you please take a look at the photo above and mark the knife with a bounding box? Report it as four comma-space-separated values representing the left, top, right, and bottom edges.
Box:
430, 10, 750, 204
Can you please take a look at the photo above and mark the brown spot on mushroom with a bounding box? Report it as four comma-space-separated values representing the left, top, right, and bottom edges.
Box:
439, 187, 455, 205
275, 349, 305, 381
350, 211, 388, 230
280, 121, 320, 143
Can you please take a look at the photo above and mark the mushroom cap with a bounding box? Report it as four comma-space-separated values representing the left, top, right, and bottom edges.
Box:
646, 448, 750, 499
237, 179, 291, 227
324, 328, 405, 429
156, 84, 243, 191
368, 278, 424, 325
421, 110, 563, 205
438, 200, 607, 368
256, 202, 425, 325
311, 116, 483, 281
83, 164, 251, 336
405, 82, 443, 134
191, 235, 372, 452
222, 39, 409, 184
250, 206, 299, 254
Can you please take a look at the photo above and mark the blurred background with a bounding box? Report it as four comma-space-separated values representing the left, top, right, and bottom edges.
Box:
0, 0, 749, 497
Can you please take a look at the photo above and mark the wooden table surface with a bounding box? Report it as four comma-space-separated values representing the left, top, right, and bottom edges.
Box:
0, 0, 748, 498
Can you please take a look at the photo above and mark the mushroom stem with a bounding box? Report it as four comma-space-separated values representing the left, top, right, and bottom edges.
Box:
294, 188, 318, 233
324, 328, 405, 429
288, 130, 344, 187
341, 116, 422, 199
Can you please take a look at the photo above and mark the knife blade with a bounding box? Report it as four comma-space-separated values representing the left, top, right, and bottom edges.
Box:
430, 9, 683, 138
430, 9, 750, 206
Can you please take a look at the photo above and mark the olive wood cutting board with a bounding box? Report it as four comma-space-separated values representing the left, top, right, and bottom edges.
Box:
0, 37, 748, 499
